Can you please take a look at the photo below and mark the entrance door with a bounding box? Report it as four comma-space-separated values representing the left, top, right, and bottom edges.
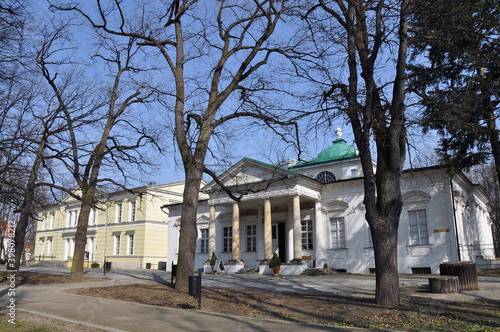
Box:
272, 222, 286, 262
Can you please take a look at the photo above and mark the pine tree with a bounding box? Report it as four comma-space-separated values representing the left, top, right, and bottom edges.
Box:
409, 0, 500, 176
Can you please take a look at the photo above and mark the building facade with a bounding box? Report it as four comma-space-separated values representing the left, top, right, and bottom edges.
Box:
34, 182, 202, 269
34, 137, 497, 274
166, 136, 496, 275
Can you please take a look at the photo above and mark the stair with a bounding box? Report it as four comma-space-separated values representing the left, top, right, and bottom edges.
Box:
301, 268, 337, 276
27, 260, 67, 268
235, 267, 259, 275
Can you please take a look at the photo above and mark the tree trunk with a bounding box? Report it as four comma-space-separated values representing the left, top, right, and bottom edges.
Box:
175, 165, 204, 291
371, 214, 401, 305
14, 206, 30, 271
13, 133, 47, 270
70, 185, 95, 279
483, 82, 500, 194
362, 144, 403, 305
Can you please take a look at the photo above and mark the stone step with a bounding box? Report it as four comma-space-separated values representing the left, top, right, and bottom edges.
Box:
27, 260, 67, 268
235, 267, 259, 274
301, 268, 337, 276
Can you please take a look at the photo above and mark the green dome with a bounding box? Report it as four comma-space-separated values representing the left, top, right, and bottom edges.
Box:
292, 138, 358, 168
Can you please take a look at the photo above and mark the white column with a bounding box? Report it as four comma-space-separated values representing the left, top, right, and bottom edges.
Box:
64, 239, 69, 260
209, 205, 216, 258
69, 238, 75, 259
293, 195, 302, 262
232, 203, 240, 262
264, 199, 272, 261
314, 200, 326, 268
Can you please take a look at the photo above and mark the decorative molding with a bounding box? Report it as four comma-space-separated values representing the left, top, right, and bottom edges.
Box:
196, 215, 210, 225
322, 200, 349, 214
207, 183, 321, 206
402, 190, 431, 203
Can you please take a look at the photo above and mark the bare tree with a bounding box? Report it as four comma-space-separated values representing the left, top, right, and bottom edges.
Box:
299, 0, 411, 305
52, 0, 300, 290
0, 62, 50, 271
0, 0, 27, 78
0, 0, 31, 220
36, 27, 158, 278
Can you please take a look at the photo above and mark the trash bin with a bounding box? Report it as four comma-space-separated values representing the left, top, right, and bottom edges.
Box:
188, 275, 200, 297
171, 262, 177, 284
158, 262, 167, 270
146, 263, 152, 269
104, 261, 111, 272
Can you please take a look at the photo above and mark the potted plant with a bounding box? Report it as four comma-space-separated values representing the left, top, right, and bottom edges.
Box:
210, 252, 218, 275
269, 252, 281, 276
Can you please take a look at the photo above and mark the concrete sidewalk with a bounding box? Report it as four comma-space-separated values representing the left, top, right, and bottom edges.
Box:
4, 267, 499, 331
8, 279, 380, 332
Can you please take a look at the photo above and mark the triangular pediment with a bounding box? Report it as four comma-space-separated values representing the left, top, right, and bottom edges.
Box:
202, 158, 299, 192
61, 187, 82, 204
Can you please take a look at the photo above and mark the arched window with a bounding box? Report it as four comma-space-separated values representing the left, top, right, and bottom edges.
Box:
315, 170, 336, 183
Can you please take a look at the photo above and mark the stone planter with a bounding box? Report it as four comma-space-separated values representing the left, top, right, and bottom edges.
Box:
440, 261, 479, 291
429, 276, 459, 293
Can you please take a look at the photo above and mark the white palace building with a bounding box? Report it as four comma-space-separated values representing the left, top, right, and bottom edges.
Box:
167, 132, 496, 275
35, 132, 497, 274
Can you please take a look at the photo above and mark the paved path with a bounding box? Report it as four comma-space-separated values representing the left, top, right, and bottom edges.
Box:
19, 266, 500, 301
2, 267, 499, 331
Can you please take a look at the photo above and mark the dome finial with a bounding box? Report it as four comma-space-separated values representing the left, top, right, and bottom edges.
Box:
335, 127, 342, 139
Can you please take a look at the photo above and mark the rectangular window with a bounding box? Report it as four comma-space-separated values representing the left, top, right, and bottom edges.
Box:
367, 224, 373, 248
114, 235, 121, 255
330, 217, 345, 249
409, 209, 429, 245
47, 238, 52, 256
130, 201, 136, 222
128, 234, 134, 255
90, 208, 97, 226
41, 216, 46, 231
116, 203, 123, 223
411, 267, 431, 275
71, 210, 78, 227
301, 220, 314, 250
68, 211, 72, 227
50, 213, 55, 229
39, 239, 45, 256
85, 237, 94, 261
223, 226, 232, 253
200, 228, 208, 253
246, 225, 257, 252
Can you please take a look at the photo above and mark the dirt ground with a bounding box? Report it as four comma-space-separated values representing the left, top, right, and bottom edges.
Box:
2, 272, 500, 332
0, 309, 106, 332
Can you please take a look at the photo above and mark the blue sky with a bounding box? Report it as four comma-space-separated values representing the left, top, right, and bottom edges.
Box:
29, 0, 439, 189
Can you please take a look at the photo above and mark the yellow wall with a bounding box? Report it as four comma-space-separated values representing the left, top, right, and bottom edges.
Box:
34, 183, 178, 269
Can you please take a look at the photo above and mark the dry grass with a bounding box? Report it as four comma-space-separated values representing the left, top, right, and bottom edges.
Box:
71, 282, 500, 331
1, 271, 499, 332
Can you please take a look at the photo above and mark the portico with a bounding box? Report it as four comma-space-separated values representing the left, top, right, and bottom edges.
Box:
202, 158, 321, 274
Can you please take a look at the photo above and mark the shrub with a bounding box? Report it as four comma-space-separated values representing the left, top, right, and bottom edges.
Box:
90, 262, 100, 269
210, 252, 217, 267
269, 252, 281, 269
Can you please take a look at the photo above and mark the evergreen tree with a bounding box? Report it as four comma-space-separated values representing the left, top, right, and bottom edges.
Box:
409, 0, 500, 176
